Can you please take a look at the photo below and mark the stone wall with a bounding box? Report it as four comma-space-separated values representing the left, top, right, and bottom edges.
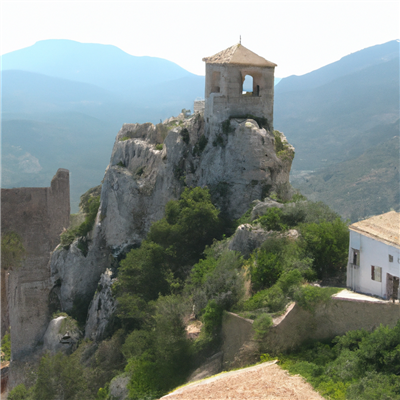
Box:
221, 295, 400, 369
1, 169, 70, 365
204, 63, 275, 132
264, 297, 400, 355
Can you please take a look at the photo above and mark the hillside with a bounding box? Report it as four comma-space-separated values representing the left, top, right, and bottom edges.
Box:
292, 121, 400, 221
1, 41, 205, 211
274, 39, 399, 220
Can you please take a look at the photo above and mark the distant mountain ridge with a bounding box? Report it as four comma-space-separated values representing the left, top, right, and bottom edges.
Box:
1, 39, 196, 95
275, 39, 399, 93
2, 39, 399, 218
274, 39, 399, 221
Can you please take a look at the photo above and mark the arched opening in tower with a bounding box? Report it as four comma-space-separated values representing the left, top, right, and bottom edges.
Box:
242, 75, 254, 96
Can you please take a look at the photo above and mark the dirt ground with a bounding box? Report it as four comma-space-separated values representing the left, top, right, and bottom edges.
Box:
161, 361, 325, 399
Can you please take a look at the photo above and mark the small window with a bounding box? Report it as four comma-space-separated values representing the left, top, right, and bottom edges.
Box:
352, 249, 360, 266
211, 71, 221, 94
371, 266, 382, 282
389, 255, 394, 262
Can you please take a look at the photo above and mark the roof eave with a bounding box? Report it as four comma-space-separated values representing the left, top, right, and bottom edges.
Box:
349, 226, 400, 249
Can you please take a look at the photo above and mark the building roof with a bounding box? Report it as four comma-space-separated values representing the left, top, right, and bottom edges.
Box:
202, 44, 277, 67
349, 211, 400, 248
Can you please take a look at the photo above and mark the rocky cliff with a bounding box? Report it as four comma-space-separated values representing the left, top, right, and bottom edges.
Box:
48, 112, 294, 333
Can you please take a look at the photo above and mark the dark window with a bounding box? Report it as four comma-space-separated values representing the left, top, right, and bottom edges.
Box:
352, 249, 360, 266
389, 255, 394, 262
371, 265, 382, 282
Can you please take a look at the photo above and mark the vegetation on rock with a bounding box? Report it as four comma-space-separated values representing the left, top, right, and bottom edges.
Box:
13, 185, 353, 399
0, 332, 11, 362
60, 186, 101, 249
1, 231, 25, 270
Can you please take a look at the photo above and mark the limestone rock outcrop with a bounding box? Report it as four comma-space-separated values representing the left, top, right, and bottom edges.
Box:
47, 113, 294, 340
49, 226, 110, 313
85, 269, 117, 341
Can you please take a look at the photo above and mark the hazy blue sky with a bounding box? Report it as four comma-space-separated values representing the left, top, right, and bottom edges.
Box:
1, 1, 399, 77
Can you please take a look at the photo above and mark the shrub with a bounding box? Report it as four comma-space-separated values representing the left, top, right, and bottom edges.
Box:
255, 207, 287, 231
346, 371, 400, 400
202, 299, 223, 336
193, 135, 208, 155
299, 218, 349, 280
277, 269, 304, 296
242, 284, 287, 313
7, 384, 31, 400
251, 249, 283, 291
180, 129, 190, 144
60, 195, 100, 249
294, 286, 341, 313
191, 250, 244, 312
32, 352, 90, 400
155, 144, 163, 151
125, 295, 193, 400
253, 313, 273, 340
1, 332, 11, 361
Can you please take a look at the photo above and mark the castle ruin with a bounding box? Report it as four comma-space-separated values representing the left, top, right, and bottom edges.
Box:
1, 169, 70, 368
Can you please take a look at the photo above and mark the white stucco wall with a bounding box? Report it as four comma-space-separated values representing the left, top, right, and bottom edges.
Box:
347, 230, 400, 298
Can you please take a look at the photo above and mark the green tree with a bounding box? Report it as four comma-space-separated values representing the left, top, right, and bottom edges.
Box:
116, 187, 222, 327
32, 352, 90, 400
125, 295, 193, 399
147, 187, 221, 271
251, 250, 283, 291
8, 384, 31, 400
299, 218, 349, 279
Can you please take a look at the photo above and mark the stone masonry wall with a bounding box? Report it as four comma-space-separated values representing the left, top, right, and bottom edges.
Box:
1, 169, 70, 366
221, 296, 400, 369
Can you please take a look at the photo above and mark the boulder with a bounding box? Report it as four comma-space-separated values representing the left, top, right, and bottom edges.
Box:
109, 373, 130, 400
228, 224, 271, 258
42, 316, 81, 355
250, 198, 284, 221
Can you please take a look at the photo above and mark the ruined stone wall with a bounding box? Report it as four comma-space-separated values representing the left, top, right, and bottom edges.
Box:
1, 169, 70, 363
221, 296, 400, 369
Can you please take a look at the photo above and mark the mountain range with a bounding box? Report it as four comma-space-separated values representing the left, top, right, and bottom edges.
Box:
273, 39, 399, 220
2, 39, 399, 218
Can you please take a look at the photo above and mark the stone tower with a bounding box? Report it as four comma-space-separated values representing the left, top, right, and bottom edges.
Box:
203, 44, 276, 131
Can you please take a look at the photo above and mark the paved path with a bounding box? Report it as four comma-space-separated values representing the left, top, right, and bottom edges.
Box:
333, 289, 390, 303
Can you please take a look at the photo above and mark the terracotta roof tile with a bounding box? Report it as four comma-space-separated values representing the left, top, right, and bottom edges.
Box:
203, 44, 277, 67
350, 211, 400, 248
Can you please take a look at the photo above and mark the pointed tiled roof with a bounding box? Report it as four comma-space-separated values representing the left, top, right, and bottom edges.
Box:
350, 211, 400, 248
202, 44, 277, 67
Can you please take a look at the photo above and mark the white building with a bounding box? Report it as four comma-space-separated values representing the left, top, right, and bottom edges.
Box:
347, 211, 400, 299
